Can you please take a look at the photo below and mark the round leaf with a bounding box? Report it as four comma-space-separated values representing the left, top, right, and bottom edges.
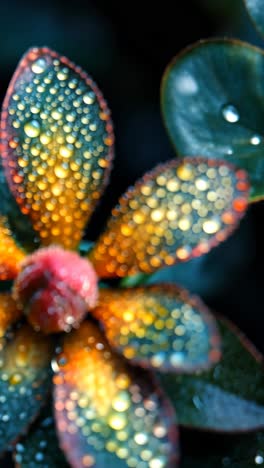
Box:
159, 318, 264, 432
161, 39, 264, 201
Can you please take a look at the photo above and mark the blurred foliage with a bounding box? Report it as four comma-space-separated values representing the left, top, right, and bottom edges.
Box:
0, 1, 264, 466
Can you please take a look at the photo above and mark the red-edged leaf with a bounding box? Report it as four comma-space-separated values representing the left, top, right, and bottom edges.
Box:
53, 320, 179, 467
0, 46, 114, 249
93, 285, 221, 373
90, 158, 249, 278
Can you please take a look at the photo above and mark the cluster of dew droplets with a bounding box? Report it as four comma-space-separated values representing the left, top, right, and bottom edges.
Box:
3, 50, 113, 249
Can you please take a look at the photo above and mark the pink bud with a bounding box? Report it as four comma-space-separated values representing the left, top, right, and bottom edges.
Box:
13, 246, 98, 334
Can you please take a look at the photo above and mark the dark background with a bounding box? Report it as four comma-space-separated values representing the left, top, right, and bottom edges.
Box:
0, 0, 263, 466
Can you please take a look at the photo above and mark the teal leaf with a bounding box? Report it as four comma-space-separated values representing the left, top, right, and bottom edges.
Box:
0, 324, 53, 454
14, 407, 69, 467
159, 319, 264, 432
244, 0, 264, 39
0, 162, 38, 252
161, 38, 264, 201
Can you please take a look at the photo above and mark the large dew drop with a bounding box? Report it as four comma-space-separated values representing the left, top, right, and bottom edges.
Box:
222, 104, 240, 123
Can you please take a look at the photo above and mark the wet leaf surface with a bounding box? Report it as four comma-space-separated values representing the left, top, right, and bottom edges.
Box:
160, 319, 264, 432
161, 39, 264, 201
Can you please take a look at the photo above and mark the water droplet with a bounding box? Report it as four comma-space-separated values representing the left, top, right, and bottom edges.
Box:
192, 395, 203, 410
203, 217, 221, 234
108, 412, 127, 430
9, 373, 23, 385
65, 315, 75, 325
24, 120, 40, 138
2, 414, 10, 422
255, 454, 264, 465
222, 104, 240, 123
134, 432, 148, 445
57, 68, 68, 80
54, 165, 68, 178
59, 145, 73, 158
51, 358, 60, 373
35, 451, 44, 462
112, 391, 130, 412
251, 135, 262, 146
31, 58, 46, 74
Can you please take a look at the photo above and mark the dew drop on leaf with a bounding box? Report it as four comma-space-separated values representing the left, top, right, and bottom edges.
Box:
255, 454, 264, 465
222, 104, 240, 123
251, 135, 262, 146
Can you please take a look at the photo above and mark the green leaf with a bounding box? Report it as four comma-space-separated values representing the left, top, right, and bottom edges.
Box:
159, 319, 264, 432
182, 431, 264, 467
161, 38, 264, 201
244, 0, 264, 39
14, 407, 69, 467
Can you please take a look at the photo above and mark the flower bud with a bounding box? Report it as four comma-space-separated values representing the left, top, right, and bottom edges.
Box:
13, 246, 98, 334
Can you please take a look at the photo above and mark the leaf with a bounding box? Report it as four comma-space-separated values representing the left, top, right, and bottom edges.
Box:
93, 285, 221, 373
145, 210, 254, 301
90, 157, 249, 277
0, 46, 114, 250
0, 324, 53, 453
244, 0, 264, 39
159, 319, 264, 432
161, 38, 264, 201
14, 407, 69, 467
53, 320, 179, 468
182, 430, 264, 467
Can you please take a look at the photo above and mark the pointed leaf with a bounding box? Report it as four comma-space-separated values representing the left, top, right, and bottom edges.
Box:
0, 324, 53, 453
1, 46, 114, 249
93, 285, 221, 372
14, 408, 69, 467
161, 39, 264, 201
244, 0, 264, 39
159, 319, 264, 432
90, 158, 249, 277
53, 320, 179, 468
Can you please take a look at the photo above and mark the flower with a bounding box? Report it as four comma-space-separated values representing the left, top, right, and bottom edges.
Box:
0, 47, 249, 467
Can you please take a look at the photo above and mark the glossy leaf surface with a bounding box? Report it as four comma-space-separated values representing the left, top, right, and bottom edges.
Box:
161, 39, 264, 201
14, 408, 69, 467
1, 47, 114, 249
159, 319, 264, 432
90, 158, 248, 277
0, 324, 53, 453
94, 285, 221, 372
53, 321, 179, 468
